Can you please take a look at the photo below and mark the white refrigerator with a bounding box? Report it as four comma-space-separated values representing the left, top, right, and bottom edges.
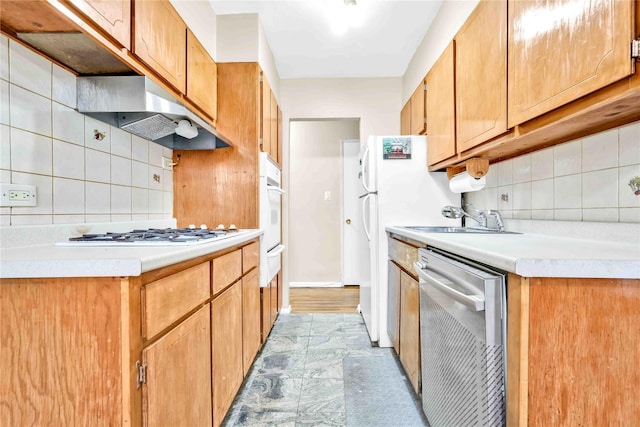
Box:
358, 135, 460, 347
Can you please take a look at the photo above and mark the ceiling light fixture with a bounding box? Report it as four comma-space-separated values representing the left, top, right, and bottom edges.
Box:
329, 0, 365, 36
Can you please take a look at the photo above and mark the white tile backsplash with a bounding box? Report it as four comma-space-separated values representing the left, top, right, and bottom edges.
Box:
86, 182, 111, 214
582, 129, 617, 172
132, 135, 149, 162
0, 35, 8, 81
0, 125, 9, 170
111, 155, 132, 186
52, 65, 76, 108
53, 140, 84, 180
10, 128, 52, 175
554, 140, 582, 176
530, 147, 554, 180
465, 121, 640, 224
53, 102, 84, 145
582, 169, 617, 209
619, 122, 640, 167
53, 177, 85, 214
85, 149, 111, 183
9, 40, 51, 98
0, 80, 9, 125
0, 39, 173, 226
10, 85, 52, 135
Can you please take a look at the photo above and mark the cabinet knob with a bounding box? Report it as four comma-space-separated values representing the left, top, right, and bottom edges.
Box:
346, 219, 351, 224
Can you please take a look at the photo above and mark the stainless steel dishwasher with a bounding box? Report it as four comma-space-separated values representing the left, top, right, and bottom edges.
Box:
414, 247, 506, 427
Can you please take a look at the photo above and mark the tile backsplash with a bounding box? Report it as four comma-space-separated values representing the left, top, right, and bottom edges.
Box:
0, 36, 173, 226
465, 121, 640, 223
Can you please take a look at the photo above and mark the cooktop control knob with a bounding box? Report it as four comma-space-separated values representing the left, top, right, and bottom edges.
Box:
217, 224, 225, 230
188, 224, 196, 229
229, 224, 237, 230
200, 224, 208, 229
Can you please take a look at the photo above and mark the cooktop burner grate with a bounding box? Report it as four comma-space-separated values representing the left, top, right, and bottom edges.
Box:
62, 227, 243, 245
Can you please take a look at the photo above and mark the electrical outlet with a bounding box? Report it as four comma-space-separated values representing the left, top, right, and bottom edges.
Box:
0, 183, 37, 207
162, 157, 174, 170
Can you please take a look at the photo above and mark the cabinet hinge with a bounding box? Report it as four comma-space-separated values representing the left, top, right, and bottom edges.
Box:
632, 39, 640, 60
422, 83, 427, 91
259, 137, 264, 147
136, 360, 147, 389
259, 74, 264, 83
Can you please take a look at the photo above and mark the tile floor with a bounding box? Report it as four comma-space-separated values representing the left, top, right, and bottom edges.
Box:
221, 313, 428, 427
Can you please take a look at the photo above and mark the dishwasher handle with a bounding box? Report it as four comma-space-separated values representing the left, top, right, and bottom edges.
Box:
413, 261, 485, 311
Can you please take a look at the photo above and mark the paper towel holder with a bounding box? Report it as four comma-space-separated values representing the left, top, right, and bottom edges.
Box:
446, 158, 489, 180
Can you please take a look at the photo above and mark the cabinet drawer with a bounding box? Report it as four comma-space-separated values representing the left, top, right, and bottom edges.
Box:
212, 249, 242, 294
242, 241, 259, 274
143, 262, 210, 340
388, 237, 422, 277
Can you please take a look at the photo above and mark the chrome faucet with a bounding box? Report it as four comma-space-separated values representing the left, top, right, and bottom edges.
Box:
441, 204, 505, 232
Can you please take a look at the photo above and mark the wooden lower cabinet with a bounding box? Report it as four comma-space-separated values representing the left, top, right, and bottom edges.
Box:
143, 305, 212, 427
211, 281, 243, 427
0, 239, 262, 427
507, 275, 640, 426
387, 260, 401, 353
242, 268, 261, 375
399, 271, 420, 394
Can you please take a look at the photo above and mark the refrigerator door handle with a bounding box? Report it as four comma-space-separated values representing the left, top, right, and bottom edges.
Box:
361, 145, 373, 193
358, 191, 377, 199
362, 193, 372, 241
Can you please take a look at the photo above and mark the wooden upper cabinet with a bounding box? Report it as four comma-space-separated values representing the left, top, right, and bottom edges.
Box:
270, 91, 278, 162
69, 0, 131, 49
410, 80, 427, 135
186, 29, 217, 122
455, 0, 507, 152
507, 0, 635, 127
261, 74, 272, 156
277, 104, 283, 165
400, 100, 411, 135
133, 0, 186, 93
426, 41, 456, 166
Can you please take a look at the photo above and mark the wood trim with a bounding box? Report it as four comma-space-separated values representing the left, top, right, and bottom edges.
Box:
506, 274, 529, 427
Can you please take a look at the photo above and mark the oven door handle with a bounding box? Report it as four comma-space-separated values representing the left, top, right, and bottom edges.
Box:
267, 244, 286, 257
413, 262, 485, 311
267, 185, 286, 195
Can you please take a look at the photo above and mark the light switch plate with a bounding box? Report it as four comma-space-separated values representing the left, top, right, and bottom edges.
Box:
0, 183, 37, 207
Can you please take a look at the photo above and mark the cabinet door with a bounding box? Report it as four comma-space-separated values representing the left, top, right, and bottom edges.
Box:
277, 105, 283, 166
426, 41, 456, 166
387, 260, 401, 354
186, 29, 217, 122
399, 271, 420, 394
134, 0, 186, 93
261, 74, 272, 156
400, 101, 411, 135
410, 80, 426, 135
456, 0, 507, 152
508, 0, 635, 127
212, 282, 243, 426
261, 285, 271, 343
242, 268, 261, 375
70, 0, 131, 49
270, 275, 278, 328
143, 305, 212, 427
270, 91, 278, 162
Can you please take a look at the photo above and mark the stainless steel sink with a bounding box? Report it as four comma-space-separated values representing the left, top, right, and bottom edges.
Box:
401, 226, 520, 234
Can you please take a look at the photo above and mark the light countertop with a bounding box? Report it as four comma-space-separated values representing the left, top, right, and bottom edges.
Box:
0, 225, 262, 279
386, 222, 640, 279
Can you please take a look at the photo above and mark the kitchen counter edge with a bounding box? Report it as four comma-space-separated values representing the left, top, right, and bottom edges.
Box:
386, 226, 640, 279
0, 230, 263, 279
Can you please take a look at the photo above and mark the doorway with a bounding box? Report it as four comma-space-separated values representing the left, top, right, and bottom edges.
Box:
288, 119, 359, 289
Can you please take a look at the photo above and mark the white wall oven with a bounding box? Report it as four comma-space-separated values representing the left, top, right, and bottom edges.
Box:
259, 153, 285, 287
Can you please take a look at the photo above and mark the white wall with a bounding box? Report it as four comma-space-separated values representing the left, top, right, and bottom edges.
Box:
288, 119, 359, 284
216, 14, 259, 63
402, 0, 480, 104
170, 0, 218, 59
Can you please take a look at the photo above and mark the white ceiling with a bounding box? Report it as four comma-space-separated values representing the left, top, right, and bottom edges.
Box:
209, 0, 443, 79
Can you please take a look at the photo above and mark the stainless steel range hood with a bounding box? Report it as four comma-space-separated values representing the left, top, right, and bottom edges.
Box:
77, 76, 231, 150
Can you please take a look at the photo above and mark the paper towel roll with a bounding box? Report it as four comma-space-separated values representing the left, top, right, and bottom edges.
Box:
449, 171, 486, 193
